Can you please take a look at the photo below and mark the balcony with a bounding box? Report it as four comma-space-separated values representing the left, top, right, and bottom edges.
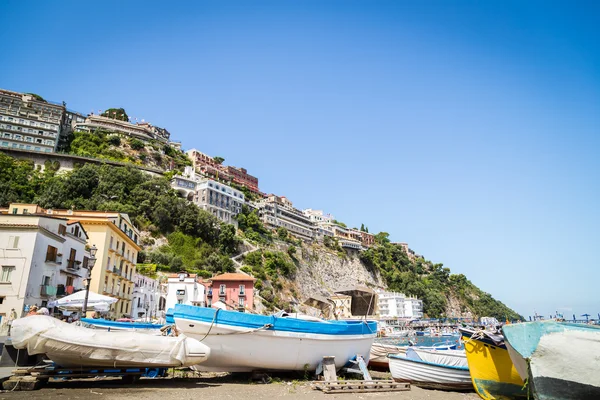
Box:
57, 284, 65, 296
40, 285, 57, 296
238, 291, 246, 297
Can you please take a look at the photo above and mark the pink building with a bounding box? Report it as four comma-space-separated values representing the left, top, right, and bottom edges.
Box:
209, 273, 256, 311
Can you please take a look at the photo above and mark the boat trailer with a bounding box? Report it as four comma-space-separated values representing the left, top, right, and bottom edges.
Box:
3, 364, 168, 391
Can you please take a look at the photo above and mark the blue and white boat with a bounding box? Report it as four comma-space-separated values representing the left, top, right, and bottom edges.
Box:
81, 318, 165, 334
388, 347, 472, 390
170, 304, 377, 372
502, 320, 600, 400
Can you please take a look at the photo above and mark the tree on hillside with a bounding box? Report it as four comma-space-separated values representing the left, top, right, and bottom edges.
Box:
102, 108, 129, 122
374, 232, 390, 244
213, 156, 225, 165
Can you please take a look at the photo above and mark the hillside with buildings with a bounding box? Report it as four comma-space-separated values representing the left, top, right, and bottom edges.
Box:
0, 87, 522, 322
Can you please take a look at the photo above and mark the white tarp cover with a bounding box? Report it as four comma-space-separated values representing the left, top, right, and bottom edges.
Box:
11, 316, 210, 368
413, 348, 468, 368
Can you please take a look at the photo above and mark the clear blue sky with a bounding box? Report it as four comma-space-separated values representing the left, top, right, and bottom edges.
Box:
2, 0, 599, 319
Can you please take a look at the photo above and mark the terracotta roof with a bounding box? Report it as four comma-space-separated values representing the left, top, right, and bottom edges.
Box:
210, 272, 256, 282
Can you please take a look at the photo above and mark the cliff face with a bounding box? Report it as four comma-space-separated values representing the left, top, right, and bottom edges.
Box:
292, 245, 385, 300
254, 240, 520, 321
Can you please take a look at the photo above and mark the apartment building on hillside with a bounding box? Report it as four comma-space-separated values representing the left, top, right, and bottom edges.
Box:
257, 195, 314, 241
74, 114, 170, 144
0, 205, 90, 319
186, 148, 262, 196
0, 89, 69, 153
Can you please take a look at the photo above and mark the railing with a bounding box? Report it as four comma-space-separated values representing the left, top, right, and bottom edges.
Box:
66, 285, 74, 294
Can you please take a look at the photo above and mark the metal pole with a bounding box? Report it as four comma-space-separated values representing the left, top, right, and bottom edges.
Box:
82, 268, 91, 316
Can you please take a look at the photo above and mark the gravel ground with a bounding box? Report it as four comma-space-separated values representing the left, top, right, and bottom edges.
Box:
0, 372, 480, 400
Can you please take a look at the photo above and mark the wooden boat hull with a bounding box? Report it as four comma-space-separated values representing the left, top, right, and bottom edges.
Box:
503, 321, 600, 400
460, 329, 527, 399
388, 353, 472, 391
172, 305, 377, 372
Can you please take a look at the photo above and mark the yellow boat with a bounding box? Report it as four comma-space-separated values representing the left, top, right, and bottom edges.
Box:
459, 328, 528, 399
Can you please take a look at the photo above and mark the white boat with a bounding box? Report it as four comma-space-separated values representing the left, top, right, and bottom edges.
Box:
369, 343, 407, 369
81, 318, 166, 334
170, 304, 377, 372
388, 347, 472, 390
11, 315, 210, 368
503, 320, 600, 400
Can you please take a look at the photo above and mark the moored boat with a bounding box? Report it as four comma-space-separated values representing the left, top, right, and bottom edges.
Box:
502, 320, 600, 400
388, 347, 472, 390
460, 327, 527, 399
11, 315, 210, 368
171, 304, 377, 372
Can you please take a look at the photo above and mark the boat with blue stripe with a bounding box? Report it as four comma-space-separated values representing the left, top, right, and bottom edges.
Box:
170, 304, 377, 372
81, 318, 165, 333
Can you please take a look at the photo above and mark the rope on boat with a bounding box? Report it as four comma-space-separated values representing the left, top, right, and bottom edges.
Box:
197, 309, 274, 342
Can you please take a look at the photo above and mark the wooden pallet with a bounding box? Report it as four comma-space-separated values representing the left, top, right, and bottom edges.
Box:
4, 366, 151, 391
313, 379, 411, 394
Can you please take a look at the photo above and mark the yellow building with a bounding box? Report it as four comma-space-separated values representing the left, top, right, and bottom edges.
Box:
30, 207, 140, 319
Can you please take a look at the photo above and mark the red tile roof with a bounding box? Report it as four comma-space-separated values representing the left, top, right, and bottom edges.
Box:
210, 272, 256, 282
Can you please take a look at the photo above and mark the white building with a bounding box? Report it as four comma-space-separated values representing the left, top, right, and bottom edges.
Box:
378, 291, 407, 319
303, 209, 334, 225
195, 178, 244, 227
0, 89, 69, 153
165, 272, 206, 310
377, 290, 424, 320
0, 208, 90, 321
257, 195, 314, 241
404, 297, 424, 319
131, 273, 160, 320
170, 166, 245, 227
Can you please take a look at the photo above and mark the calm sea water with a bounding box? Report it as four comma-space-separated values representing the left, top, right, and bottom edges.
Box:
375, 334, 464, 350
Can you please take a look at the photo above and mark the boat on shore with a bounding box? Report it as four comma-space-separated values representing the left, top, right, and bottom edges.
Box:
170, 304, 377, 372
11, 315, 210, 368
369, 342, 407, 369
459, 327, 527, 399
81, 318, 166, 333
502, 320, 600, 400
388, 347, 472, 390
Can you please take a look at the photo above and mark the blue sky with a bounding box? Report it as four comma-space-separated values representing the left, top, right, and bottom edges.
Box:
2, 0, 599, 319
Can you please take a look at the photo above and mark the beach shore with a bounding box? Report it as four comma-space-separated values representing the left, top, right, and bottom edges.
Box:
1, 373, 480, 400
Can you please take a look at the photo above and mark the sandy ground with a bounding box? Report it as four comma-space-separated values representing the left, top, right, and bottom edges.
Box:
0, 372, 480, 400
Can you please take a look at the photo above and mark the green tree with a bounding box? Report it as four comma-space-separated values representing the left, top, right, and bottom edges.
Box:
129, 138, 145, 150
277, 227, 289, 241
360, 223, 365, 232
374, 232, 391, 244
213, 156, 225, 164
102, 108, 129, 122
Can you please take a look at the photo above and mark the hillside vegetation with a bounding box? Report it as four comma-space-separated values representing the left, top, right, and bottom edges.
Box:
0, 153, 521, 319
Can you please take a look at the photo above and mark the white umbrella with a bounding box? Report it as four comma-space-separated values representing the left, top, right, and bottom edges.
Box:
49, 291, 117, 311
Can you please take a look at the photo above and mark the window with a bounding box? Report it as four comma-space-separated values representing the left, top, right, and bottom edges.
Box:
239, 298, 244, 307
67, 248, 76, 268
42, 276, 51, 286
0, 296, 4, 304
0, 266, 14, 282
239, 284, 245, 295
66, 276, 74, 286
45, 245, 58, 262
8, 235, 19, 248
11, 208, 17, 215
219, 284, 226, 295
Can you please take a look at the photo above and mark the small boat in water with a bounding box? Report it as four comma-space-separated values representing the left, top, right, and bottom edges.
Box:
502, 320, 600, 400
171, 304, 377, 372
388, 347, 472, 390
11, 315, 210, 368
460, 328, 527, 399
81, 318, 166, 334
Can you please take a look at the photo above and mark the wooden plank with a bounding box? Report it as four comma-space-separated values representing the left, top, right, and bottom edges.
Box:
312, 380, 411, 393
